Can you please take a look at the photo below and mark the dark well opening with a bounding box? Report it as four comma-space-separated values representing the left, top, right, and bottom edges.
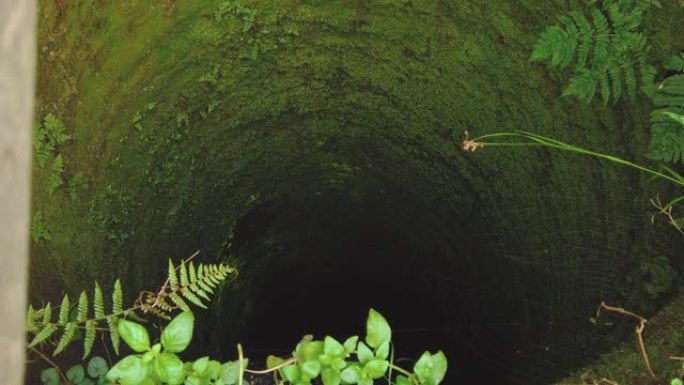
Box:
196, 184, 592, 385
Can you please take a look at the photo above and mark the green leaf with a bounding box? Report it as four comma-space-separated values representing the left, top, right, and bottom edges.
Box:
295, 339, 324, 362
106, 356, 149, 385
375, 341, 390, 360
324, 336, 345, 356
77, 379, 95, 385
266, 355, 285, 369
661, 111, 684, 126
193, 357, 210, 375
40, 368, 60, 385
343, 336, 358, 354
29, 324, 58, 348
168, 260, 179, 289
112, 279, 123, 314
154, 353, 186, 385
78, 291, 88, 322
87, 356, 109, 378
161, 311, 195, 353
395, 375, 411, 385
413, 352, 434, 385
282, 365, 300, 383
322, 368, 341, 385
302, 360, 321, 378
357, 342, 373, 364
67, 365, 85, 383
94, 283, 105, 319
107, 316, 121, 355
340, 366, 360, 384
83, 320, 97, 358
54, 323, 78, 355
58, 295, 70, 324
365, 309, 391, 349
363, 360, 388, 379
431, 351, 448, 385
118, 319, 151, 352
220, 361, 241, 385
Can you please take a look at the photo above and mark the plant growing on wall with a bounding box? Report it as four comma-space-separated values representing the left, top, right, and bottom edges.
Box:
531, 0, 660, 104
27, 254, 236, 360
648, 55, 684, 163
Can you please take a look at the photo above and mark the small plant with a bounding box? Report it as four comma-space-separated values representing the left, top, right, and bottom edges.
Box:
648, 54, 684, 163
530, 0, 660, 104
105, 308, 448, 385
31, 210, 51, 243
47, 154, 65, 195
34, 113, 71, 169
41, 356, 109, 385
27, 254, 236, 358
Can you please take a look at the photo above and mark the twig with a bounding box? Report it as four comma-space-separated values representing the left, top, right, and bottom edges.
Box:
29, 347, 71, 385
651, 197, 684, 235
596, 302, 655, 378
670, 356, 684, 361
594, 378, 619, 385
244, 358, 297, 374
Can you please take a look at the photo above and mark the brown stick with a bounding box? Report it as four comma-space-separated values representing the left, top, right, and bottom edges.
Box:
596, 302, 655, 378
29, 348, 70, 385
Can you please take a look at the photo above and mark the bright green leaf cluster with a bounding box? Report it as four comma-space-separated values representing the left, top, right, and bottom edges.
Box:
648, 61, 684, 163
106, 308, 448, 385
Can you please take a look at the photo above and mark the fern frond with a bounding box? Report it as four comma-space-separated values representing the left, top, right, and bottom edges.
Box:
665, 53, 684, 72
609, 66, 623, 102
179, 261, 189, 287
571, 11, 592, 67
649, 75, 684, 163
83, 320, 97, 359
53, 323, 77, 356
182, 290, 207, 309
592, 9, 610, 70
106, 315, 120, 355
58, 295, 70, 324
94, 282, 105, 319
169, 292, 191, 312
26, 305, 39, 333
168, 259, 179, 289
112, 279, 123, 314
29, 325, 58, 348
564, 69, 597, 102
77, 291, 88, 322
189, 262, 198, 283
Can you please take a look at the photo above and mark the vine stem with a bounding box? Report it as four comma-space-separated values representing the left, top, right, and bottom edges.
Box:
29, 347, 70, 385
389, 363, 420, 384
244, 358, 297, 374
596, 302, 655, 378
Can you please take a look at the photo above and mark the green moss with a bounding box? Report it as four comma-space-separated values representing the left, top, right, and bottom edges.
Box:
31, 0, 684, 383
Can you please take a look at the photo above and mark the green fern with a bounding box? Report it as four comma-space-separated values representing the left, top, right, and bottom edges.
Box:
30, 210, 51, 243
648, 75, 684, 163
27, 256, 236, 359
46, 154, 64, 195
531, 0, 660, 104
664, 52, 684, 72
33, 113, 71, 169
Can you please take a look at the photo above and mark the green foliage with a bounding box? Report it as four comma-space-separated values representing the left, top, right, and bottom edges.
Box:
34, 113, 71, 169
26, 257, 235, 359
531, 0, 659, 103
46, 154, 65, 195
106, 309, 448, 385
67, 172, 88, 201
41, 356, 109, 385
31, 210, 51, 243
648, 57, 684, 163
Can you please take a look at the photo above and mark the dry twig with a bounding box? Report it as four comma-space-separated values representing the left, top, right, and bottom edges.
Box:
596, 302, 655, 378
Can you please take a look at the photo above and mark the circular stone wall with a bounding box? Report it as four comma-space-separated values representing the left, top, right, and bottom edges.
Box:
30, 1, 684, 384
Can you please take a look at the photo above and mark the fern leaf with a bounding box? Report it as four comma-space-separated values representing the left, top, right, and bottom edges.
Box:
557, 15, 578, 68
182, 290, 207, 309
169, 292, 191, 312
41, 302, 52, 324
58, 295, 70, 324
53, 323, 77, 356
665, 53, 684, 72
180, 261, 189, 288
591, 9, 610, 69
77, 291, 88, 322
106, 315, 120, 355
28, 324, 58, 348
571, 11, 593, 67
27, 305, 38, 333
564, 69, 597, 102
197, 278, 215, 294
168, 259, 179, 289
189, 283, 211, 302
531, 26, 565, 62
112, 279, 123, 314
94, 282, 105, 319
609, 66, 623, 102
600, 73, 611, 105
82, 320, 97, 358
189, 262, 198, 283
625, 62, 639, 101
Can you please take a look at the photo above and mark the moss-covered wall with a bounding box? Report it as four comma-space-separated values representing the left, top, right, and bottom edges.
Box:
30, 1, 684, 384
